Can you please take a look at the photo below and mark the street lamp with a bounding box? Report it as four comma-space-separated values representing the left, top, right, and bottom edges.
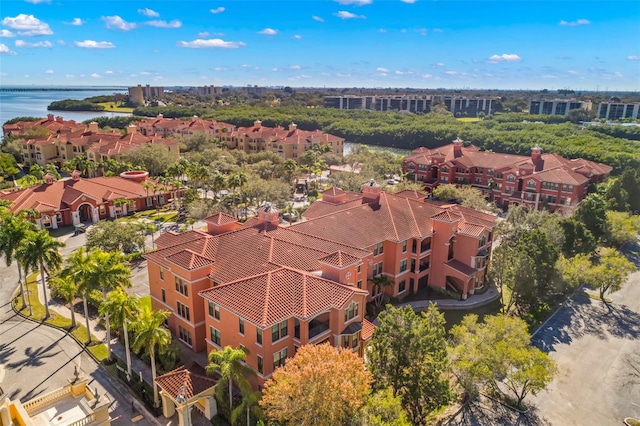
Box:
176, 383, 191, 426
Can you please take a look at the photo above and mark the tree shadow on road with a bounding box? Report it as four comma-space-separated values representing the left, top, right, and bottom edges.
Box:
533, 294, 640, 353
0, 343, 17, 365
6, 334, 65, 372
444, 396, 552, 426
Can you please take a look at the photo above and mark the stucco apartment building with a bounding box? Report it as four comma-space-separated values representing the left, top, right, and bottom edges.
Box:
0, 170, 175, 229
2, 114, 85, 137
403, 138, 612, 212
145, 182, 496, 387
136, 114, 235, 139
20, 121, 179, 169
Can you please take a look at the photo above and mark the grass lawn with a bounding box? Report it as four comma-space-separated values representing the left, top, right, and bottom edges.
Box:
14, 273, 108, 362
48, 225, 75, 238
96, 102, 135, 113
131, 210, 178, 223
457, 117, 482, 122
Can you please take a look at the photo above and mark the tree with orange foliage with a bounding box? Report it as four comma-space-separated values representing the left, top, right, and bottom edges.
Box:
260, 344, 372, 425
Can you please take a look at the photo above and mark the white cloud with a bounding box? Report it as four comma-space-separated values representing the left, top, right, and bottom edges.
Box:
336, 73, 351, 77
415, 28, 427, 36
102, 15, 136, 31
559, 19, 590, 26
293, 34, 302, 40
75, 39, 115, 49
65, 18, 84, 26
567, 70, 580, 75
433, 28, 443, 33
445, 70, 459, 75
0, 43, 17, 55
25, 0, 50, 3
288, 65, 302, 70
422, 74, 432, 78
139, 71, 151, 75
65, 74, 74, 78
400, 0, 416, 2
15, 39, 52, 48
210, 7, 225, 14
487, 53, 521, 63
379, 28, 387, 33
176, 38, 246, 49
57, 39, 66, 45
258, 28, 278, 35
395, 70, 414, 75
312, 15, 325, 22
138, 8, 159, 18
602, 71, 623, 79
334, 11, 365, 19
105, 70, 114, 74
376, 67, 389, 73
436, 62, 445, 67
1, 14, 53, 36
146, 20, 182, 28
45, 69, 53, 74
0, 29, 15, 37
213, 66, 229, 71
627, 55, 640, 61
197, 31, 209, 37
91, 73, 101, 78
334, 0, 372, 5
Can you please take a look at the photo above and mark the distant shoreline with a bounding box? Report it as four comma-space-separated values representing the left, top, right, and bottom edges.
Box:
0, 87, 127, 93
47, 108, 133, 115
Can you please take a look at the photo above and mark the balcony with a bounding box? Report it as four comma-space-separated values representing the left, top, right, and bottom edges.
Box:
420, 240, 431, 253
309, 320, 330, 339
419, 261, 430, 273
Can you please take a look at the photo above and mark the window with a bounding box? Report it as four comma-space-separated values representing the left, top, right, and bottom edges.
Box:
442, 166, 449, 173
239, 318, 245, 335
527, 180, 536, 189
273, 348, 287, 370
357, 264, 361, 273
257, 329, 263, 345
257, 356, 263, 374
159, 268, 164, 280
398, 280, 406, 293
479, 234, 486, 247
357, 280, 362, 289
175, 277, 188, 296
412, 239, 417, 253
161, 289, 166, 303
351, 331, 360, 349
210, 327, 221, 346
208, 301, 220, 320
179, 326, 192, 346
176, 301, 190, 321
506, 175, 515, 182
402, 240, 407, 253
344, 302, 359, 322
399, 259, 408, 273
272, 320, 288, 342
343, 335, 350, 348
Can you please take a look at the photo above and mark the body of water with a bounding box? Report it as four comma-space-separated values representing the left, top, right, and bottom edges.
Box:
0, 87, 130, 127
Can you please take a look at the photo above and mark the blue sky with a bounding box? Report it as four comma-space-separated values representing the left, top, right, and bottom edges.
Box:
1, 0, 639, 90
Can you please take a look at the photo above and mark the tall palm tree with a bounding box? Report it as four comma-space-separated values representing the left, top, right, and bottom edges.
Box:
131, 306, 171, 406
17, 229, 63, 319
206, 346, 255, 413
86, 250, 131, 361
212, 172, 226, 201
231, 389, 263, 426
369, 275, 394, 307
62, 248, 96, 344
49, 275, 79, 328
0, 213, 36, 309
100, 288, 140, 378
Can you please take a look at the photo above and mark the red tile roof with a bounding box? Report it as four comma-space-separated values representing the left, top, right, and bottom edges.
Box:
155, 366, 217, 400
199, 267, 367, 327
204, 212, 238, 226
362, 318, 376, 340
318, 251, 361, 268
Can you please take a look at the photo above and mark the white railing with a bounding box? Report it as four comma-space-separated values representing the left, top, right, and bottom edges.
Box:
23, 385, 72, 413
68, 413, 96, 426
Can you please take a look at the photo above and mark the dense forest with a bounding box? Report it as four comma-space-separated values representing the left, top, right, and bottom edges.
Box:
125, 106, 640, 173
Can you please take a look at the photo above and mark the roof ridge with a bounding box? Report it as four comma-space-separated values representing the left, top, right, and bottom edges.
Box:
406, 195, 421, 235
262, 271, 273, 327
382, 192, 400, 241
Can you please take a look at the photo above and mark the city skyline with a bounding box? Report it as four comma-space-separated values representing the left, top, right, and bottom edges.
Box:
0, 1, 639, 90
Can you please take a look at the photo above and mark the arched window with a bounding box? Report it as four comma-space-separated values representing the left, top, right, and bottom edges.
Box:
442, 166, 449, 173
527, 180, 536, 189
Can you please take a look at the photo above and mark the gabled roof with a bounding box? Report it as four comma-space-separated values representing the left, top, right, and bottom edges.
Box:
319, 251, 361, 268
204, 212, 238, 226
166, 250, 214, 270
155, 366, 217, 400
199, 267, 367, 327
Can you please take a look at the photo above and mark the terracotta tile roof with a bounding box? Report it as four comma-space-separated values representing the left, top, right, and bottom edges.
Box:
155, 366, 217, 400
321, 187, 347, 197
204, 212, 238, 226
392, 189, 427, 200
457, 222, 486, 238
302, 195, 363, 218
155, 230, 209, 249
166, 250, 215, 270
362, 319, 375, 340
199, 267, 367, 327
532, 168, 589, 185
445, 259, 477, 277
431, 209, 462, 223
318, 251, 361, 268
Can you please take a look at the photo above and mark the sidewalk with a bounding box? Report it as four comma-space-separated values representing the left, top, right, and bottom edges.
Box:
397, 285, 501, 311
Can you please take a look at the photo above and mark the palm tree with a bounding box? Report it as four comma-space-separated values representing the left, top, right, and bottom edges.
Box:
86, 250, 131, 361
231, 389, 263, 426
206, 346, 255, 414
100, 288, 140, 379
49, 275, 79, 328
212, 172, 226, 201
282, 159, 297, 187
62, 248, 96, 344
369, 275, 394, 307
131, 306, 171, 406
0, 213, 36, 310
17, 229, 63, 319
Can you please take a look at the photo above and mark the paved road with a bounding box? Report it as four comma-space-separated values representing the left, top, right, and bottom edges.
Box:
529, 244, 640, 425
0, 262, 157, 425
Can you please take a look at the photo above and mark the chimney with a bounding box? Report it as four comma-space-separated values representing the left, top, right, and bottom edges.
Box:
254, 120, 262, 128
88, 122, 99, 133
71, 170, 82, 180
256, 203, 280, 226
361, 179, 382, 205
289, 123, 297, 132
157, 113, 164, 119
531, 146, 542, 161
453, 137, 463, 158
44, 173, 56, 184
47, 114, 54, 122
192, 115, 198, 122
56, 116, 64, 123
127, 124, 137, 134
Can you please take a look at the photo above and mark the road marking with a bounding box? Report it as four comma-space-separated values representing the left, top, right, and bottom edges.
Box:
132, 415, 144, 422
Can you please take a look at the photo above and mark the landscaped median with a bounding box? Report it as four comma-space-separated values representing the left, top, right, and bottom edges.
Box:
12, 272, 109, 362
